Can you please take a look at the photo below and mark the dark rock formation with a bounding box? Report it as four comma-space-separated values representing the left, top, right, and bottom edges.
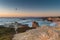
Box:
17, 24, 30, 33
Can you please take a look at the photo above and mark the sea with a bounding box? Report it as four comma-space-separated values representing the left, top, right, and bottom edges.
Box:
0, 17, 57, 27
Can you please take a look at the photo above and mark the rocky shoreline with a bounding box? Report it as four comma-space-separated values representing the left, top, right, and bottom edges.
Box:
12, 21, 60, 40
12, 26, 60, 40
0, 21, 60, 40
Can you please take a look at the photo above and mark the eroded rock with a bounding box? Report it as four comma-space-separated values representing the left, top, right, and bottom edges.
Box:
12, 27, 60, 40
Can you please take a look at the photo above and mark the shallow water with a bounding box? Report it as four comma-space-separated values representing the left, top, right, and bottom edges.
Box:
0, 18, 56, 27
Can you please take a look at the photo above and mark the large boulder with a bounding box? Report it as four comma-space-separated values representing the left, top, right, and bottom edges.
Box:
12, 27, 60, 40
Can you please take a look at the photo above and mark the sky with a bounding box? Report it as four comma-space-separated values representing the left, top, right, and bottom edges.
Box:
0, 0, 60, 17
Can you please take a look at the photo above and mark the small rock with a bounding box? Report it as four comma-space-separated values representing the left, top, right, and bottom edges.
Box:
32, 21, 39, 28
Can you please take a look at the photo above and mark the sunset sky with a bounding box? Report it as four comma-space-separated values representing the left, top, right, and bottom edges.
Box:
0, 0, 60, 17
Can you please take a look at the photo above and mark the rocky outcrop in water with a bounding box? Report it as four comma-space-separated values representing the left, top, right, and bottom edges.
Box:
32, 21, 39, 28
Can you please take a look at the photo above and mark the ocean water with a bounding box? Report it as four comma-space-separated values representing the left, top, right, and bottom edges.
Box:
0, 18, 56, 27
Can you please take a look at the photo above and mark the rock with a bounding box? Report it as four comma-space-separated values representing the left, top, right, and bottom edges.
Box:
12, 27, 60, 40
17, 24, 30, 33
32, 21, 39, 28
